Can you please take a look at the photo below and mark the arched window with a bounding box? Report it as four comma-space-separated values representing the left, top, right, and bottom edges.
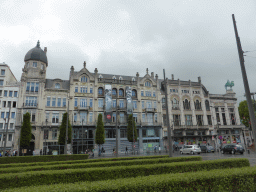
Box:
119, 89, 124, 97
195, 100, 201, 110
112, 88, 117, 96
205, 100, 210, 111
132, 89, 137, 97
145, 81, 151, 87
183, 99, 190, 110
81, 76, 87, 82
98, 87, 103, 96
55, 83, 60, 89
172, 98, 179, 109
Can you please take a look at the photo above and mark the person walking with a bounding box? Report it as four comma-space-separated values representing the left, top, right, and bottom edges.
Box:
125, 146, 128, 155
154, 146, 156, 153
40, 149, 42, 156
159, 146, 161, 153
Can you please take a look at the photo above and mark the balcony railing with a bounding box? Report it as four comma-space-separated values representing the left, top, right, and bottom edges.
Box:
143, 108, 157, 112
23, 103, 38, 108
77, 106, 91, 111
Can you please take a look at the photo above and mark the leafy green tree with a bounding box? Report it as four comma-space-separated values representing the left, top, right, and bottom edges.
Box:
20, 112, 32, 148
95, 113, 105, 145
58, 112, 72, 145
238, 100, 256, 128
127, 114, 137, 144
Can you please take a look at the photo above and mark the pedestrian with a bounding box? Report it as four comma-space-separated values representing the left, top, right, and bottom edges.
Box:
101, 146, 104, 154
33, 150, 35, 156
12, 150, 15, 156
40, 149, 42, 156
113, 148, 115, 155
125, 146, 128, 155
154, 146, 156, 153
159, 146, 161, 153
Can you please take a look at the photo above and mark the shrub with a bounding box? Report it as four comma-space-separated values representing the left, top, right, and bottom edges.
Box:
0, 156, 202, 174
0, 158, 248, 190
0, 154, 89, 164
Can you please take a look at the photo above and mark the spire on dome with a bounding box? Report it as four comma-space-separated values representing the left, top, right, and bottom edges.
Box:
37, 40, 40, 48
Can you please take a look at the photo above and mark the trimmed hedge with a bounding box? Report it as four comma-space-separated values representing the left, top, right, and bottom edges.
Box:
0, 155, 171, 168
6, 165, 256, 192
0, 154, 89, 164
0, 156, 202, 174
0, 158, 249, 190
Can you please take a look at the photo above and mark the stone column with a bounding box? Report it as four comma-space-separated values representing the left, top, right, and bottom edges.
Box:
219, 107, 223, 125
139, 128, 143, 153
225, 102, 230, 125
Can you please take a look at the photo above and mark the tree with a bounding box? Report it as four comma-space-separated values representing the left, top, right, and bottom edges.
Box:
20, 112, 32, 148
127, 114, 137, 148
238, 100, 256, 128
58, 112, 72, 145
95, 113, 105, 154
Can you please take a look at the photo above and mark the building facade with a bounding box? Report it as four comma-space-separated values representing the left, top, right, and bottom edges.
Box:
0, 63, 19, 152
12, 41, 248, 155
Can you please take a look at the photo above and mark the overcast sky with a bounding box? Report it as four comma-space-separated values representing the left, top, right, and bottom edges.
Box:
1, 0, 256, 103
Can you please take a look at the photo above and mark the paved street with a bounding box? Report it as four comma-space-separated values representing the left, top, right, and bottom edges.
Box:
93, 150, 256, 166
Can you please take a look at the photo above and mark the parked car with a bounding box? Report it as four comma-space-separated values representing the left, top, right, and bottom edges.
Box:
221, 144, 244, 154
180, 145, 201, 155
200, 145, 215, 153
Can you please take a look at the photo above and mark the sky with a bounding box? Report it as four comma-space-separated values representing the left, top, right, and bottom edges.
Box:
1, 0, 256, 103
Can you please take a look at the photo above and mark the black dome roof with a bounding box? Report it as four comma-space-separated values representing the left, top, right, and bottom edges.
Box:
24, 41, 48, 65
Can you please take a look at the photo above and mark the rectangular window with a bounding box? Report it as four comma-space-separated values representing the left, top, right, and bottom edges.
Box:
80, 87, 85, 93
1, 69, 5, 75
0, 80, 3, 86
74, 113, 77, 122
120, 112, 125, 123
31, 82, 35, 92
52, 97, 56, 107
113, 100, 116, 108
25, 96, 37, 106
8, 101, 11, 107
57, 98, 61, 107
75, 87, 78, 93
154, 114, 157, 123
10, 123, 14, 129
2, 101, 6, 108
11, 112, 15, 119
85, 87, 88, 93
52, 129, 58, 139
44, 130, 49, 139
119, 100, 124, 108
80, 112, 87, 124
35, 83, 39, 92
89, 113, 93, 122
62, 98, 66, 107
26, 82, 30, 91
80, 98, 87, 107
142, 113, 146, 122
31, 113, 35, 122
113, 112, 116, 122
133, 113, 138, 123
13, 91, 17, 97
0, 90, 2, 96
74, 98, 78, 107
146, 101, 152, 108
52, 113, 59, 124
4, 90, 7, 97
133, 101, 137, 109
154, 101, 157, 109
89, 98, 93, 108
47, 97, 51, 107
8, 134, 12, 141
9, 91, 13, 97
1, 112, 4, 118
207, 115, 212, 125
153, 92, 156, 97
141, 91, 144, 96
146, 91, 151, 97
46, 113, 49, 122
90, 88, 93, 93
0, 123, 3, 129
142, 101, 145, 109
33, 62, 37, 67
98, 99, 103, 108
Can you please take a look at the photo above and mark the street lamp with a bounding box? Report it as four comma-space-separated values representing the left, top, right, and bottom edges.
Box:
82, 119, 84, 154
45, 119, 48, 155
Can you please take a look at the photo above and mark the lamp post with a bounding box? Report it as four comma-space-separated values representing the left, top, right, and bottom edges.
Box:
115, 104, 119, 157
64, 97, 70, 155
45, 119, 48, 155
3, 106, 11, 157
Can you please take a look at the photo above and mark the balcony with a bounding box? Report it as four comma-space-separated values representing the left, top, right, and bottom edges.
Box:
142, 108, 157, 112
23, 103, 38, 108
172, 106, 180, 110
77, 106, 91, 111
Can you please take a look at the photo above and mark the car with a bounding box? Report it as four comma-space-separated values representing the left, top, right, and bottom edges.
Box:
221, 144, 245, 154
180, 145, 201, 155
200, 145, 215, 153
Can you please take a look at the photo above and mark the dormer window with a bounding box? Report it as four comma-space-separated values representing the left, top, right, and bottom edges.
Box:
145, 81, 151, 87
119, 77, 122, 81
55, 83, 60, 89
99, 75, 103, 81
33, 62, 37, 68
81, 76, 88, 82
26, 62, 29, 68
112, 76, 116, 80
132, 78, 135, 82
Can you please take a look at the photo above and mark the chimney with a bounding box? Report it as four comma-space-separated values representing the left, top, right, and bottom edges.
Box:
71, 66, 74, 73
44, 47, 47, 54
171, 74, 174, 80
151, 72, 154, 78
136, 72, 139, 77
155, 74, 158, 82
198, 76, 201, 83
94, 68, 98, 74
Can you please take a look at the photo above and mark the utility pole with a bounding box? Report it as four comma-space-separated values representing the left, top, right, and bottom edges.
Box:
3, 106, 11, 157
163, 69, 173, 157
232, 14, 256, 151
